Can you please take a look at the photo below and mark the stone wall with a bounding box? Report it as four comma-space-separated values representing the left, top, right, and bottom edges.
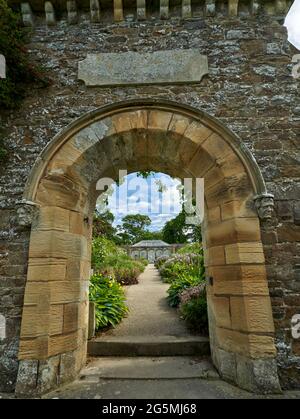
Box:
0, 7, 299, 391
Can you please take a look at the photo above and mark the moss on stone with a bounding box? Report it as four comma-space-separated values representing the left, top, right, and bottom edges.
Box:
0, 0, 49, 109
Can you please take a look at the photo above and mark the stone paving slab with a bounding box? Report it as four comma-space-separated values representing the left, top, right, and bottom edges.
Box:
42, 378, 300, 400
82, 357, 219, 380
88, 336, 210, 357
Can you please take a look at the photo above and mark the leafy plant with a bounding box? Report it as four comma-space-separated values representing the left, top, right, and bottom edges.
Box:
0, 0, 50, 109
89, 273, 129, 330
92, 236, 147, 285
177, 243, 203, 255
159, 253, 205, 284
180, 295, 208, 335
167, 273, 204, 308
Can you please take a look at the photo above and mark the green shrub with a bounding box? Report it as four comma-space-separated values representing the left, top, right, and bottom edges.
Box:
160, 260, 191, 283
91, 236, 118, 271
89, 273, 129, 330
92, 236, 147, 285
159, 253, 205, 284
0, 0, 50, 109
177, 243, 203, 255
180, 295, 208, 335
167, 273, 204, 308
154, 255, 169, 269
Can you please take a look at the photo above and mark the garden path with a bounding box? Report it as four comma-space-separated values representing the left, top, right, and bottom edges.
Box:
40, 266, 300, 399
103, 263, 192, 338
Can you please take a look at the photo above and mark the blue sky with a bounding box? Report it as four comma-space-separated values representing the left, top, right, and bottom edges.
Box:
103, 173, 182, 232
101, 4, 300, 232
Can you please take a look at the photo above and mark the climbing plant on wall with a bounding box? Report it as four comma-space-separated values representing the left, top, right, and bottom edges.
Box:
0, 0, 49, 109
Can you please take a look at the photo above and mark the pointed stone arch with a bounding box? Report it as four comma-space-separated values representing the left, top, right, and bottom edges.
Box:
16, 99, 281, 395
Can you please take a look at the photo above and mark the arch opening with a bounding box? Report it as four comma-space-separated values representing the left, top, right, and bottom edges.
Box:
16, 100, 281, 395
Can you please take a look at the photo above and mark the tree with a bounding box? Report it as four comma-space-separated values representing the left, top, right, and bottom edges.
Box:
162, 209, 202, 244
140, 230, 163, 241
118, 214, 152, 244
93, 209, 116, 240
162, 211, 188, 244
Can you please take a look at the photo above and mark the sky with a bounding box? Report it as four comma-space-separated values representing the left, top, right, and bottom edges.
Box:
101, 172, 182, 232
285, 0, 300, 50
100, 3, 300, 232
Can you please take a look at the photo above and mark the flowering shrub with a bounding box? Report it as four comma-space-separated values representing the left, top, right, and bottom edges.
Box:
158, 243, 208, 334
167, 273, 204, 308
179, 283, 206, 306
154, 255, 169, 269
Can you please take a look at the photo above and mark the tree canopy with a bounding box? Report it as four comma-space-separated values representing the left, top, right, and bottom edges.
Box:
117, 214, 152, 245
162, 209, 202, 244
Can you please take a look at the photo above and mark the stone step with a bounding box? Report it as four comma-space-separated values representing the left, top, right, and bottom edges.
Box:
88, 335, 210, 357
81, 356, 219, 381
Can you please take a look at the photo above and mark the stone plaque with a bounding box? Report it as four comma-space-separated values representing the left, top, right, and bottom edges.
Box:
78, 49, 208, 87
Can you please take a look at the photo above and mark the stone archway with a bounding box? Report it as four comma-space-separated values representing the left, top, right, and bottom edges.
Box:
16, 99, 281, 395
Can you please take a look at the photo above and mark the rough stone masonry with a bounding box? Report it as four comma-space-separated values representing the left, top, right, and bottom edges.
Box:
0, 0, 299, 393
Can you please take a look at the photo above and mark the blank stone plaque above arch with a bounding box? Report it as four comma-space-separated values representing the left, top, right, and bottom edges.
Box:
78, 49, 209, 87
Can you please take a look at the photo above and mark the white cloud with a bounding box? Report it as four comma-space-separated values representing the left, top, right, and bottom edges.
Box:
100, 172, 182, 230
285, 0, 300, 50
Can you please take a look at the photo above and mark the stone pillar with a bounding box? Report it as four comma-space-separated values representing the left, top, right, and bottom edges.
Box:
182, 0, 192, 19
137, 0, 146, 20
90, 0, 101, 23
205, 0, 216, 16
228, 0, 239, 16
250, 0, 259, 15
67, 0, 78, 24
16, 205, 90, 396
114, 0, 124, 22
45, 2, 56, 26
204, 209, 281, 393
21, 3, 34, 27
200, 134, 280, 394
160, 0, 169, 20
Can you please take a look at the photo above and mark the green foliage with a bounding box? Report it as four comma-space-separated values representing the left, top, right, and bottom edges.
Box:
177, 242, 203, 255
90, 237, 147, 330
137, 171, 156, 179
0, 0, 49, 109
91, 236, 147, 286
162, 209, 202, 244
180, 295, 208, 334
158, 245, 208, 333
160, 260, 196, 284
167, 273, 204, 307
162, 211, 188, 244
93, 210, 116, 240
117, 214, 152, 245
89, 273, 129, 330
101, 252, 147, 286
159, 253, 205, 284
